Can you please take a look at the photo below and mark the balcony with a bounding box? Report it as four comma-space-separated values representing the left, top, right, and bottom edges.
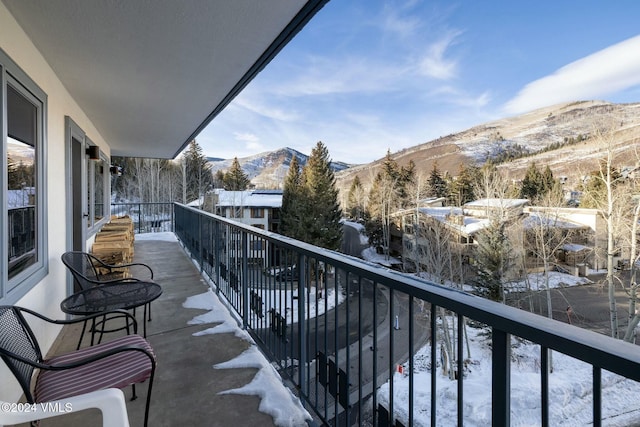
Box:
31, 203, 640, 426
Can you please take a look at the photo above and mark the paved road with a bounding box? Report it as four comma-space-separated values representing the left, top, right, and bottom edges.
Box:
253, 224, 430, 424
506, 271, 639, 337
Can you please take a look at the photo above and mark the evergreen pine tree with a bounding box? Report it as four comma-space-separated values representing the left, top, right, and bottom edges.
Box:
471, 218, 512, 301
542, 165, 555, 194
449, 164, 477, 206
183, 140, 214, 203
301, 141, 343, 250
520, 162, 543, 200
397, 160, 416, 208
366, 172, 385, 247
280, 155, 308, 240
381, 149, 399, 181
223, 157, 251, 190
428, 162, 448, 198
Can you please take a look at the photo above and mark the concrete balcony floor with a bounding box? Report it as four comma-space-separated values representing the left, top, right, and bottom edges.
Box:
17, 237, 280, 427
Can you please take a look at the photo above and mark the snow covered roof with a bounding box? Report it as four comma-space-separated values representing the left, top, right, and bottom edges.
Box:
215, 190, 282, 208
522, 213, 589, 230
418, 206, 491, 236
464, 198, 530, 209
562, 243, 590, 252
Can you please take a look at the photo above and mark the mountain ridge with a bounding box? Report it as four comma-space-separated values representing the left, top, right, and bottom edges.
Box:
335, 100, 640, 194
208, 100, 640, 193
208, 147, 352, 189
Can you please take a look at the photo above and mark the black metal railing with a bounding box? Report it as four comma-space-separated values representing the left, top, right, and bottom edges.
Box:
8, 206, 36, 278
173, 203, 640, 427
110, 203, 174, 234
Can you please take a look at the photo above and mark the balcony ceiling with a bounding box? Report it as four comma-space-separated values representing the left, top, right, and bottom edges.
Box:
2, 0, 327, 159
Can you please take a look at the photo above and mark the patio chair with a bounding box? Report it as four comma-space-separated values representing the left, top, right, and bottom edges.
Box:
61, 250, 154, 285
61, 251, 159, 345
0, 306, 155, 427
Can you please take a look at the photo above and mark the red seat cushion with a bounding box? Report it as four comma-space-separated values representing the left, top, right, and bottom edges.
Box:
35, 335, 155, 403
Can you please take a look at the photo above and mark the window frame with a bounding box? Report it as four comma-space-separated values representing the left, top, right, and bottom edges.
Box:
1, 48, 48, 304
86, 143, 109, 233
251, 207, 264, 218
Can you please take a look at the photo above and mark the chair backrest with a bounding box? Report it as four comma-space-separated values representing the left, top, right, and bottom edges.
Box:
0, 306, 43, 402
61, 251, 102, 290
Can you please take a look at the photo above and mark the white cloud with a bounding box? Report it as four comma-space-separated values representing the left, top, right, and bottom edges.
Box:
233, 94, 300, 122
233, 132, 264, 152
233, 132, 259, 143
418, 30, 462, 80
504, 34, 640, 114
269, 55, 404, 97
380, 4, 421, 39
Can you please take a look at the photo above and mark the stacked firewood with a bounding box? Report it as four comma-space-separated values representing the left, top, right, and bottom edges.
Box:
91, 216, 135, 277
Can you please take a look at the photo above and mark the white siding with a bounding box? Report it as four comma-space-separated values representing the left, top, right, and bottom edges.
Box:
1, 4, 111, 402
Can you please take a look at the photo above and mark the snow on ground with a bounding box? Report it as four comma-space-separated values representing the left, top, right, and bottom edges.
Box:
134, 231, 177, 242
250, 285, 345, 327
184, 290, 312, 427
508, 271, 592, 291
378, 322, 640, 426
357, 238, 637, 425
361, 247, 403, 268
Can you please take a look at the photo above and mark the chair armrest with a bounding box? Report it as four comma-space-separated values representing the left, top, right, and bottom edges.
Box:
0, 388, 130, 427
93, 256, 154, 280
18, 307, 139, 334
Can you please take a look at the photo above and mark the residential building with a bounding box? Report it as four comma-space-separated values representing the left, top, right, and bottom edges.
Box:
214, 189, 282, 233
400, 199, 608, 281
400, 199, 529, 278
213, 189, 283, 268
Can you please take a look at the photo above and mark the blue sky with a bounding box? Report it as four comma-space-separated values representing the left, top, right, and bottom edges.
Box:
196, 0, 640, 165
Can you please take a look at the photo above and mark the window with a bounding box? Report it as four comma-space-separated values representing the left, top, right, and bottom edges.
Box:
251, 208, 264, 218
2, 49, 48, 303
86, 148, 108, 230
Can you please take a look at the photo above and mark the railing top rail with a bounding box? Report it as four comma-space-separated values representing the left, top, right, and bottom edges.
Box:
111, 202, 174, 206
175, 203, 640, 381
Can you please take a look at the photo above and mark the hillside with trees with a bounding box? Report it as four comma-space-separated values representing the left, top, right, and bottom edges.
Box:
335, 100, 640, 199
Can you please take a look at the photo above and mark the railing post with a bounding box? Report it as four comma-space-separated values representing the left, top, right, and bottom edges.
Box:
297, 253, 307, 396
198, 213, 204, 273
171, 202, 175, 232
214, 219, 220, 295
242, 230, 249, 329
492, 329, 510, 427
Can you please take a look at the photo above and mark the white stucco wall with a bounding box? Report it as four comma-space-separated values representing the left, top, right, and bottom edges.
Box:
1, 3, 110, 403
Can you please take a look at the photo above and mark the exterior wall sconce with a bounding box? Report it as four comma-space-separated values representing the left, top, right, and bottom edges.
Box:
110, 165, 123, 176
86, 145, 100, 160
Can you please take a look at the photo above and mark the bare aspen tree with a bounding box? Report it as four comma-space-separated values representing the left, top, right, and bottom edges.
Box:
580, 122, 627, 338
623, 194, 640, 342
620, 148, 640, 342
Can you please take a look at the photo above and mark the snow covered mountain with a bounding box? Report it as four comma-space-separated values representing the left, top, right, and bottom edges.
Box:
336, 100, 640, 193
208, 147, 352, 189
